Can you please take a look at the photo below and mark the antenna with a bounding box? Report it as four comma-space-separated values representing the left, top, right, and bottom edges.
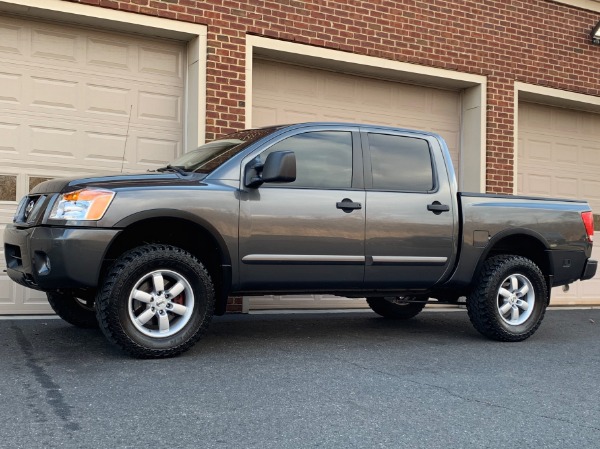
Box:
120, 104, 133, 173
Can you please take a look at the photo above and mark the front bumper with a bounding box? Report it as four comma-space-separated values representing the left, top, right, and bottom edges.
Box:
4, 224, 120, 291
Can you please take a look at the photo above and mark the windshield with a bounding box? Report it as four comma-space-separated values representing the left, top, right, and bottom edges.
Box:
169, 127, 279, 173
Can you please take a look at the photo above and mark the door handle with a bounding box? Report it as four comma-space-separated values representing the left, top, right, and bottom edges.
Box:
336, 198, 362, 213
427, 201, 450, 214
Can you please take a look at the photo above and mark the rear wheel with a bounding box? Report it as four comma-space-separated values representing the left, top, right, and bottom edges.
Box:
96, 244, 214, 358
367, 296, 427, 320
467, 255, 547, 341
47, 291, 98, 329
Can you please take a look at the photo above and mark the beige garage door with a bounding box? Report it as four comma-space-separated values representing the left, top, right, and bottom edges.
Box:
248, 59, 461, 310
0, 16, 185, 314
518, 102, 600, 305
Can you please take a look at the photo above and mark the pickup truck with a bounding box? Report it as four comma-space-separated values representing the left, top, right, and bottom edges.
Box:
4, 123, 597, 358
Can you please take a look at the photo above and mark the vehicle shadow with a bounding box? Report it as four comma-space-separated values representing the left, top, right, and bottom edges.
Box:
3, 308, 596, 361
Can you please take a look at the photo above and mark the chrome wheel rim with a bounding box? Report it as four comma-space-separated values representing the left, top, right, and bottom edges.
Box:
128, 269, 194, 338
497, 273, 535, 326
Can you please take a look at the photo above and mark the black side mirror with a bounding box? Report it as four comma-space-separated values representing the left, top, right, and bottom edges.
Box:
245, 151, 296, 188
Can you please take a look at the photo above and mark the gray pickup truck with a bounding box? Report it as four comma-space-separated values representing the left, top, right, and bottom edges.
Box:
4, 123, 597, 358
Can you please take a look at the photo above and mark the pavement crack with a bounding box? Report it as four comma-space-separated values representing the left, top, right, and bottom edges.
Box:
11, 323, 81, 432
332, 355, 600, 433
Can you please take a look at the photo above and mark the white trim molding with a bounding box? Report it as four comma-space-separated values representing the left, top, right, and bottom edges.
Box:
0, 0, 207, 150
551, 0, 600, 13
245, 35, 488, 193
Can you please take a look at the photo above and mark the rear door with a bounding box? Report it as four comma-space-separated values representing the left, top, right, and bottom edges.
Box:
362, 129, 455, 288
238, 126, 366, 291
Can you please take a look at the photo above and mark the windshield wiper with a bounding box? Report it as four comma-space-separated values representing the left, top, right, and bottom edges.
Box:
156, 165, 188, 176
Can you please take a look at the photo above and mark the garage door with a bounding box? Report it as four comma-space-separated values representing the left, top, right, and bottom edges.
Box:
518, 102, 600, 305
0, 15, 185, 314
248, 59, 461, 310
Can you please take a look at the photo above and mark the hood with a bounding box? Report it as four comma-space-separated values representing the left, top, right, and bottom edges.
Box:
30, 171, 206, 194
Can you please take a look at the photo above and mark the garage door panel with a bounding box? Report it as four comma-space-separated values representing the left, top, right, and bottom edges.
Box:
86, 83, 131, 116
87, 37, 129, 70
582, 115, 600, 136
554, 176, 579, 198
525, 138, 553, 161
137, 90, 181, 124
0, 22, 21, 55
395, 84, 429, 111
138, 45, 183, 79
0, 276, 18, 305
581, 179, 600, 203
23, 288, 49, 306
32, 76, 78, 110
554, 143, 578, 164
135, 134, 180, 166
360, 79, 393, 108
323, 74, 356, 103
582, 146, 600, 166
0, 71, 21, 103
553, 108, 579, 132
0, 121, 19, 156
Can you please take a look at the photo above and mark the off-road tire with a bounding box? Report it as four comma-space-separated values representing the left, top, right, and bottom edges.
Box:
467, 255, 547, 342
96, 244, 214, 358
367, 296, 427, 320
47, 291, 98, 329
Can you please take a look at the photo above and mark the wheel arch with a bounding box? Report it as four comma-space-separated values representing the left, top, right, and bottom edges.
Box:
475, 228, 552, 297
102, 210, 232, 315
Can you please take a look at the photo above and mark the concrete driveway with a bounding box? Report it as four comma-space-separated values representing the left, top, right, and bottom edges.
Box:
1, 308, 599, 448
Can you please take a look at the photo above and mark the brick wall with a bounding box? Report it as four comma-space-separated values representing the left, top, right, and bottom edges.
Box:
67, 0, 600, 195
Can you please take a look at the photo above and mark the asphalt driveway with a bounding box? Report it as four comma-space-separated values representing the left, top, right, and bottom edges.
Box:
1, 308, 599, 449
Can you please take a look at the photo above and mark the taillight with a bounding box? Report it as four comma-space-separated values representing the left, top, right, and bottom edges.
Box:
581, 211, 594, 242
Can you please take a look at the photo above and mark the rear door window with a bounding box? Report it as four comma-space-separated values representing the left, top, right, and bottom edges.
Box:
367, 133, 434, 192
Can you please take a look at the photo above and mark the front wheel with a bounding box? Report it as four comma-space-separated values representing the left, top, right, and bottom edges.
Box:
47, 291, 98, 329
367, 296, 427, 320
95, 244, 215, 358
467, 255, 548, 342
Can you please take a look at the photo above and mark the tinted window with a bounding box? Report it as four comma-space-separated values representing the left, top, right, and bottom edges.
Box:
368, 133, 433, 191
260, 131, 353, 189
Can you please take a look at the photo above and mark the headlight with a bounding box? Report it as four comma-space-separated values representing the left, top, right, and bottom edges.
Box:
49, 188, 115, 221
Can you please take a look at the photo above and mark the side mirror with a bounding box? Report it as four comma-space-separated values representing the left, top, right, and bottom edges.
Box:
245, 151, 296, 188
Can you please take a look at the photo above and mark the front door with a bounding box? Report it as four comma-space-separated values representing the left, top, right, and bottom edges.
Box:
239, 128, 366, 291
363, 131, 455, 289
